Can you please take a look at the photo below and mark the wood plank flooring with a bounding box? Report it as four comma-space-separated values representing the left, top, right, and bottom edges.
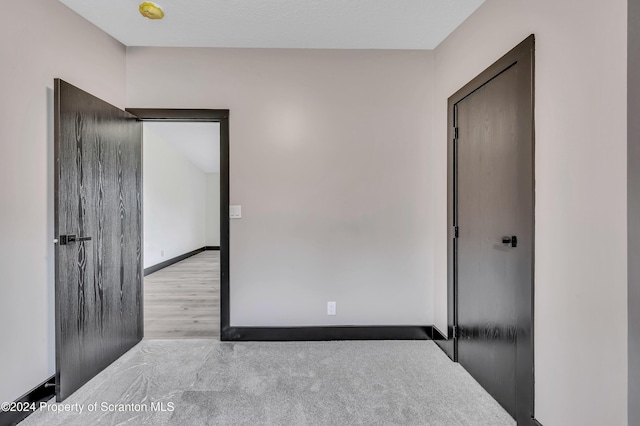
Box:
144, 250, 220, 339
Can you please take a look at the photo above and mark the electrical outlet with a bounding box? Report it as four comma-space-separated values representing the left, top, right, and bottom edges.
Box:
327, 301, 336, 316
161, 250, 164, 257
230, 205, 242, 219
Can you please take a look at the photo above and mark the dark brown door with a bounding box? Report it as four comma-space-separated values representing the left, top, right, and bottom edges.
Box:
453, 36, 534, 424
54, 79, 143, 401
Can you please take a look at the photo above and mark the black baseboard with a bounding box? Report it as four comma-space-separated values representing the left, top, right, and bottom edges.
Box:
435, 338, 455, 361
221, 326, 445, 341
204, 246, 220, 251
0, 375, 55, 426
431, 326, 447, 340
433, 325, 455, 360
531, 419, 543, 426
144, 247, 206, 276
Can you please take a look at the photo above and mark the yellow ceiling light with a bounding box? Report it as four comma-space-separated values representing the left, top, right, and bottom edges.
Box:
139, 2, 165, 20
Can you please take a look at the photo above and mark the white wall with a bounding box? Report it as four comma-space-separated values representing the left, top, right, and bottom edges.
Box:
143, 124, 207, 268
127, 48, 434, 326
431, 1, 627, 424
205, 173, 221, 246
0, 0, 126, 404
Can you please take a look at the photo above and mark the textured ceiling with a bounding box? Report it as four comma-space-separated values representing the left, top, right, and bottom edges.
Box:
57, 0, 484, 49
144, 122, 220, 174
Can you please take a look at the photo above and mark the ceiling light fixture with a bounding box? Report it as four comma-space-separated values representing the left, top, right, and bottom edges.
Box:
139, 2, 164, 20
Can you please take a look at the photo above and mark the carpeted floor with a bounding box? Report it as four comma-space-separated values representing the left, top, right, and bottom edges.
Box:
21, 340, 514, 426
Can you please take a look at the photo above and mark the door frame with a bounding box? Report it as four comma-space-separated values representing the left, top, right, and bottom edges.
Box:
442, 35, 535, 421
126, 108, 231, 339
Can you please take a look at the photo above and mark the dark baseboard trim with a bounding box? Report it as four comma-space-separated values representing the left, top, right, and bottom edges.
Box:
435, 340, 455, 361
434, 325, 455, 361
221, 326, 441, 341
0, 375, 55, 426
431, 326, 447, 340
531, 419, 543, 426
144, 247, 206, 276
204, 246, 220, 251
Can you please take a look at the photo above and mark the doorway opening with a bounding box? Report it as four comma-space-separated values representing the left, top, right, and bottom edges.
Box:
141, 121, 221, 339
127, 108, 230, 341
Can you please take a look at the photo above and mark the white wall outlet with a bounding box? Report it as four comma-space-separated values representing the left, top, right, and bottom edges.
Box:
160, 250, 164, 257
327, 301, 337, 316
230, 205, 242, 219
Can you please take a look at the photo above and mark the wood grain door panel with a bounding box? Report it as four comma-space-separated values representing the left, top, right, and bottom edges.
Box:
54, 79, 142, 401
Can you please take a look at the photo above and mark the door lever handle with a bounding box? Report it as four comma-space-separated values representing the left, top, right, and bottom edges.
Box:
501, 236, 518, 248
59, 234, 92, 245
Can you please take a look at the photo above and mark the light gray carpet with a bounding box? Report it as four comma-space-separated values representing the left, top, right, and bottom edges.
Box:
21, 340, 514, 426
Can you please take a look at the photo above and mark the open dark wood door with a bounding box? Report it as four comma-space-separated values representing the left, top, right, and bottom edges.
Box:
54, 79, 143, 401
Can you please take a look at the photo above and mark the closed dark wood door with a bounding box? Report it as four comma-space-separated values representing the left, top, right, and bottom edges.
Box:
54, 79, 143, 401
454, 37, 534, 423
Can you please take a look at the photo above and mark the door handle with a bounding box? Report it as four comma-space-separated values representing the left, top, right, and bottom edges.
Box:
501, 235, 518, 248
59, 234, 92, 245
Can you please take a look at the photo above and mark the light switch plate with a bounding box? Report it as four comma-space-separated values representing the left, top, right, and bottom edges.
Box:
230, 205, 242, 219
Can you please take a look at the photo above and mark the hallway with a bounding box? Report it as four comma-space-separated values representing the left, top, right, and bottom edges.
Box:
144, 250, 220, 339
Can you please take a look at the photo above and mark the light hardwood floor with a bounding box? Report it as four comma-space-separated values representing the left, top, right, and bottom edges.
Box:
144, 250, 220, 339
